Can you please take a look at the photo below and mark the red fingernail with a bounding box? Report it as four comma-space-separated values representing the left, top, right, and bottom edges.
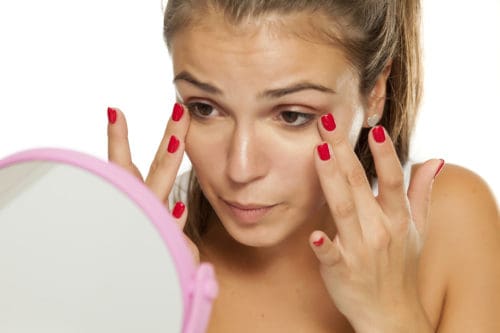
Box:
434, 159, 445, 178
167, 135, 180, 153
372, 126, 386, 143
313, 237, 324, 247
107, 107, 117, 124
172, 103, 184, 121
172, 201, 185, 218
321, 113, 336, 131
317, 143, 331, 161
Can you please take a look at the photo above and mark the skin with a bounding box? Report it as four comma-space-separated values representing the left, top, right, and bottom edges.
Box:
107, 11, 500, 333
174, 18, 364, 251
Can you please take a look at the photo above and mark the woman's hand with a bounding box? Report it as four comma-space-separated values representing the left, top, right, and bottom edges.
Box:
106, 104, 199, 263
310, 113, 444, 333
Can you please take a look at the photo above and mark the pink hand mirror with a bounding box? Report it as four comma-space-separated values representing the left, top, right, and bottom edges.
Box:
0, 148, 217, 332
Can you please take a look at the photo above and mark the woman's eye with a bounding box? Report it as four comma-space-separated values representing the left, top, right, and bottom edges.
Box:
279, 111, 315, 127
187, 102, 217, 118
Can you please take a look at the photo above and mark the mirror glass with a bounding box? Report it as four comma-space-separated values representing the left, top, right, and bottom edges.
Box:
0, 159, 183, 332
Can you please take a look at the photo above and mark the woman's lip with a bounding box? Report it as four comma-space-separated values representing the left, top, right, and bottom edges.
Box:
222, 200, 277, 224
224, 200, 276, 210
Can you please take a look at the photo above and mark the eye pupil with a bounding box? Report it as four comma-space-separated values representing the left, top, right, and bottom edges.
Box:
282, 111, 299, 123
196, 103, 212, 116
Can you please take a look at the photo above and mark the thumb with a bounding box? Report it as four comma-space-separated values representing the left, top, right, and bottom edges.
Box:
407, 159, 445, 236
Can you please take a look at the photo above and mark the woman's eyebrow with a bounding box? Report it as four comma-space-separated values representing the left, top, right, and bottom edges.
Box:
260, 83, 336, 98
173, 70, 336, 98
173, 71, 222, 95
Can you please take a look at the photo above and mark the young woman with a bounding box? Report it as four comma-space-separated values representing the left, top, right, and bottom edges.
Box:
106, 1, 500, 332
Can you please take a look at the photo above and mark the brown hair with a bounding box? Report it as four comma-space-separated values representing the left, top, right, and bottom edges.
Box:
164, 0, 422, 244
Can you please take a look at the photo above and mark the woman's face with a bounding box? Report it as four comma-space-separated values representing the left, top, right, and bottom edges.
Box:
171, 13, 366, 247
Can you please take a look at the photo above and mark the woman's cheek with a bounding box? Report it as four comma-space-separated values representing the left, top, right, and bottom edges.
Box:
185, 122, 230, 179
185, 123, 214, 169
273, 130, 322, 191
347, 106, 365, 146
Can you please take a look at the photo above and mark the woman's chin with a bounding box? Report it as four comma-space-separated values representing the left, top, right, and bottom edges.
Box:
218, 218, 290, 248
230, 234, 283, 248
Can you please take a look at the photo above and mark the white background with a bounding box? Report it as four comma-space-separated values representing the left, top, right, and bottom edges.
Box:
0, 0, 498, 200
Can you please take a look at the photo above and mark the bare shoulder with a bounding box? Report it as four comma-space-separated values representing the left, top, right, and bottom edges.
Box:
412, 163, 500, 332
412, 163, 498, 228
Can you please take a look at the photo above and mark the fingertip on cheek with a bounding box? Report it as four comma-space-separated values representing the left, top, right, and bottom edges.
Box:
316, 142, 331, 161
320, 113, 336, 132
172, 103, 184, 122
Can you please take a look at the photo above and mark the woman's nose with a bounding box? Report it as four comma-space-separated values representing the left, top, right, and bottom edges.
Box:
226, 125, 268, 185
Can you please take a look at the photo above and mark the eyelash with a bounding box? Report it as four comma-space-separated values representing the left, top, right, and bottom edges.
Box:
186, 101, 316, 128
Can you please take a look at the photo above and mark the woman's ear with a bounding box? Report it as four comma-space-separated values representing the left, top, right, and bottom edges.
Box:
363, 61, 392, 128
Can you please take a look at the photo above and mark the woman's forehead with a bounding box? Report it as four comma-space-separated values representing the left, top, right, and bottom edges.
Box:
170, 15, 355, 94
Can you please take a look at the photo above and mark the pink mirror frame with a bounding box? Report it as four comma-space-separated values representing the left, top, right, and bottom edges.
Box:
0, 148, 218, 333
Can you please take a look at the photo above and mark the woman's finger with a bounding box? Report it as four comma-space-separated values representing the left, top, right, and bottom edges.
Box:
368, 126, 408, 217
407, 159, 445, 236
145, 103, 190, 202
172, 201, 188, 229
315, 142, 363, 247
309, 230, 342, 267
317, 113, 382, 242
107, 107, 142, 179
319, 114, 371, 188
171, 201, 199, 263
